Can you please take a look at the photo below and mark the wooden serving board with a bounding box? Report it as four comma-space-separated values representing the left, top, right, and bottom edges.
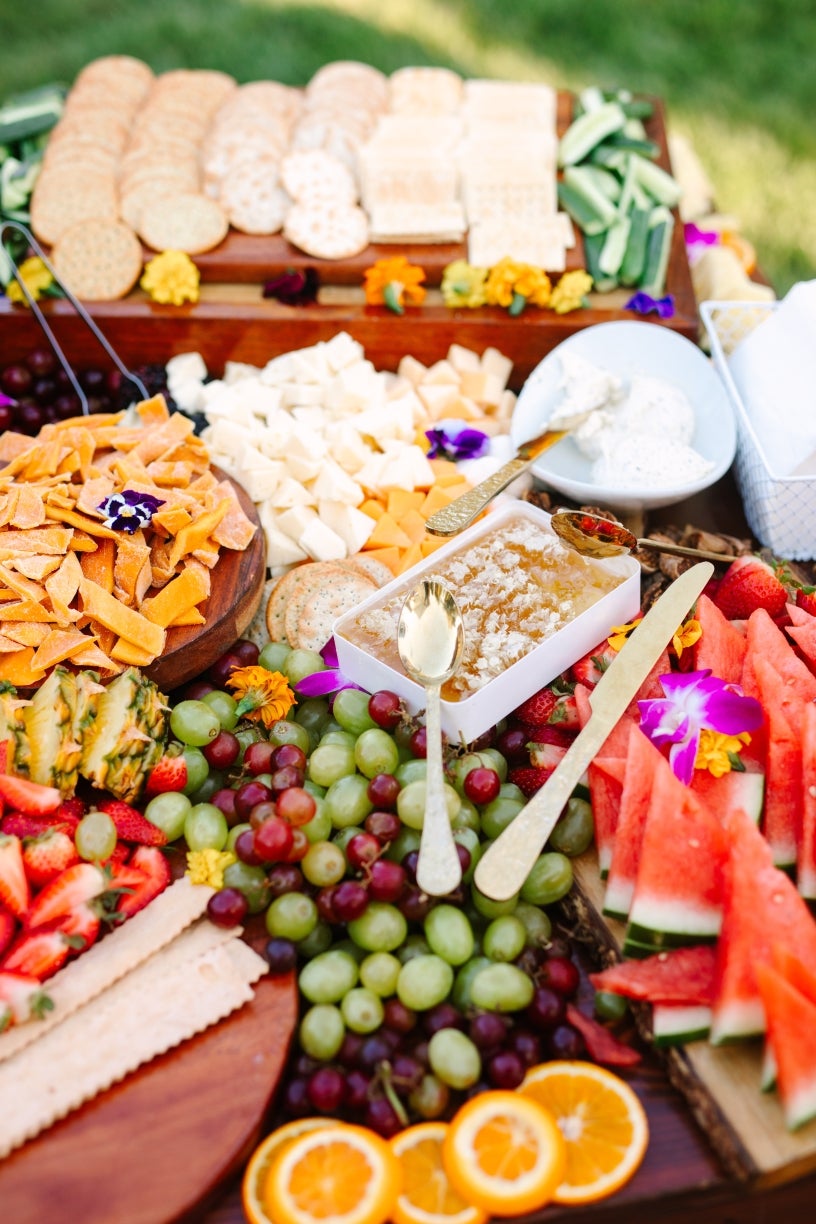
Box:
567, 850, 816, 1188
0, 971, 298, 1224
145, 470, 266, 693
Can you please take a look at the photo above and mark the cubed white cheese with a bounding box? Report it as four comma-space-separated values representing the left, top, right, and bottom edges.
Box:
289, 345, 331, 384
260, 352, 295, 385
291, 405, 329, 433
323, 421, 373, 474
423, 359, 460, 386
323, 331, 366, 372
276, 504, 320, 541
166, 376, 204, 414
446, 344, 481, 374
166, 351, 208, 384
316, 500, 378, 555
282, 382, 326, 409
274, 476, 317, 508
309, 457, 364, 506
236, 380, 285, 418
299, 517, 348, 562
397, 354, 427, 386
259, 507, 309, 566
223, 360, 262, 384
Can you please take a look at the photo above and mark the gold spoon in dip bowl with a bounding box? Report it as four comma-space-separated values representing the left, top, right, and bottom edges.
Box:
549, 509, 740, 565
398, 580, 466, 897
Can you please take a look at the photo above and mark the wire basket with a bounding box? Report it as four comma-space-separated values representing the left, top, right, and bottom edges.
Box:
701, 299, 816, 561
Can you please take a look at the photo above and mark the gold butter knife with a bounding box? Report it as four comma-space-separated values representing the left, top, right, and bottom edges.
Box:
473, 562, 715, 901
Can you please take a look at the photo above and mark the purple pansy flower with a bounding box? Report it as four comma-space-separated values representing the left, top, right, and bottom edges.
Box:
263, 268, 319, 305
97, 489, 165, 534
684, 222, 720, 265
624, 291, 676, 319
638, 669, 763, 785
425, 427, 490, 463
295, 637, 366, 699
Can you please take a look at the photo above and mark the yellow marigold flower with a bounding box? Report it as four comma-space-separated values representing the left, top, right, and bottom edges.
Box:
6, 256, 54, 305
227, 664, 296, 727
484, 257, 551, 314
440, 259, 488, 308
607, 618, 643, 651
550, 269, 593, 315
141, 250, 200, 305
673, 617, 702, 659
363, 256, 426, 313
186, 848, 236, 889
695, 729, 751, 778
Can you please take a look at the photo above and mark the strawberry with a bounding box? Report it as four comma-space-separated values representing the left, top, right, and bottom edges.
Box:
570, 642, 617, 687
22, 830, 80, 889
145, 751, 188, 797
548, 693, 581, 731
528, 742, 568, 771
518, 722, 574, 750
1, 926, 72, 980
97, 798, 168, 846
1, 810, 80, 839
713, 555, 789, 621
54, 797, 87, 823
513, 689, 557, 727
25, 862, 108, 930
0, 903, 17, 959
0, 774, 61, 816
111, 846, 172, 920
795, 587, 816, 617
58, 901, 101, 955
508, 766, 555, 799
0, 834, 30, 919
0, 969, 53, 1029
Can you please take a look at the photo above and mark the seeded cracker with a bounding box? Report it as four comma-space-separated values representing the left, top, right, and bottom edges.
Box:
297, 574, 378, 652
280, 149, 358, 205
284, 202, 369, 260
266, 568, 307, 644
282, 561, 359, 647
52, 218, 144, 301
138, 191, 229, 255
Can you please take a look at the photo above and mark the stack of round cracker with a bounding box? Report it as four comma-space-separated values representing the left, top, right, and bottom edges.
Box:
266, 556, 393, 652
201, 81, 303, 234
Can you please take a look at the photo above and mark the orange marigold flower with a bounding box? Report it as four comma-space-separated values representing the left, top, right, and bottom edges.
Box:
227, 665, 296, 727
363, 256, 426, 313
484, 257, 551, 314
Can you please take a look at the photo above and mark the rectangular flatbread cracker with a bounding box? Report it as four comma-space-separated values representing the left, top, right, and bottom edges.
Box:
0, 878, 214, 1065
0, 923, 266, 1158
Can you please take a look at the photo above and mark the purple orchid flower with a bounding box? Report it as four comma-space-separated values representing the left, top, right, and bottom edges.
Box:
624, 291, 676, 319
295, 636, 366, 699
97, 489, 165, 534
638, 669, 763, 785
263, 267, 319, 305
0, 392, 17, 409
425, 427, 490, 462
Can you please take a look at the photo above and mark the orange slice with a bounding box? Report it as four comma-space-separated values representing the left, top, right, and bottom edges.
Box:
263, 1121, 402, 1224
442, 1090, 566, 1216
519, 1060, 649, 1205
390, 1121, 488, 1224
242, 1117, 334, 1224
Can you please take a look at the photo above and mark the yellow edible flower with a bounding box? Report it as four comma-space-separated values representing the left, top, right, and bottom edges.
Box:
484, 257, 552, 314
363, 256, 426, 314
186, 848, 236, 889
673, 617, 702, 659
695, 729, 751, 778
140, 250, 200, 305
607, 618, 642, 651
550, 269, 593, 314
440, 259, 488, 308
6, 256, 54, 305
227, 665, 296, 727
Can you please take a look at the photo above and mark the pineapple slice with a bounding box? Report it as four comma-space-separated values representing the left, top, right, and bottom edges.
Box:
79, 668, 169, 802
23, 669, 68, 789
0, 681, 30, 777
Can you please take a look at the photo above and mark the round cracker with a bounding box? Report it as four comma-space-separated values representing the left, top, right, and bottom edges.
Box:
283, 201, 369, 260
296, 573, 378, 652
283, 562, 355, 648
138, 191, 229, 254
52, 218, 143, 302
265, 567, 306, 644
221, 159, 290, 235
280, 148, 357, 205
30, 170, 119, 245
340, 555, 395, 587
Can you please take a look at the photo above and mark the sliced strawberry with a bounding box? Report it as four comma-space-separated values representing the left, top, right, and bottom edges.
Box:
0, 834, 30, 919
22, 830, 80, 889
111, 846, 172, 920
0, 774, 61, 816
0, 903, 17, 959
1, 927, 72, 980
145, 752, 188, 797
527, 742, 568, 771
513, 689, 557, 727
508, 765, 555, 799
0, 969, 53, 1028
54, 797, 87, 823
518, 722, 574, 750
713, 555, 789, 621
795, 587, 816, 617
570, 642, 617, 687
97, 798, 168, 847
0, 738, 8, 771
548, 692, 581, 731
1, 809, 81, 839
25, 862, 108, 930
59, 901, 101, 955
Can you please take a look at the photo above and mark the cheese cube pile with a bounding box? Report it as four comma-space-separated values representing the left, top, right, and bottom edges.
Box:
166, 333, 517, 575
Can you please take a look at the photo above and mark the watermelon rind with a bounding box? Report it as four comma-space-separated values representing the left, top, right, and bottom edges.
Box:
724, 771, 765, 824
624, 898, 721, 958
760, 1042, 777, 1093
709, 997, 766, 1044
602, 878, 635, 922
651, 1003, 712, 1047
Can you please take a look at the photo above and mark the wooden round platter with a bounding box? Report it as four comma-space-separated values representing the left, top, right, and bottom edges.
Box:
0, 971, 298, 1224
145, 469, 266, 692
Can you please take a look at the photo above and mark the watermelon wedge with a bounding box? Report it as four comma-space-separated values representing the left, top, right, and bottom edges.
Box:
761, 946, 816, 1092
624, 760, 727, 957
652, 1003, 713, 1047
756, 961, 816, 1130
602, 728, 661, 920
589, 944, 717, 1005
752, 654, 802, 870
784, 602, 816, 674
693, 593, 747, 685
573, 684, 633, 877
709, 807, 816, 1043
745, 607, 816, 703
690, 768, 765, 826
799, 701, 816, 899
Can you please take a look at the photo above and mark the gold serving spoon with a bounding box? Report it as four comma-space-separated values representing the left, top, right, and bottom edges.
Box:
397, 580, 465, 897
549, 509, 740, 564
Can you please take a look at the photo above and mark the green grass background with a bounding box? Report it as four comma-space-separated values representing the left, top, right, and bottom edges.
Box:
1, 0, 813, 293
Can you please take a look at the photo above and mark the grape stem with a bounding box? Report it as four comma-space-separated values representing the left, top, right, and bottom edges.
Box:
378, 1061, 409, 1127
